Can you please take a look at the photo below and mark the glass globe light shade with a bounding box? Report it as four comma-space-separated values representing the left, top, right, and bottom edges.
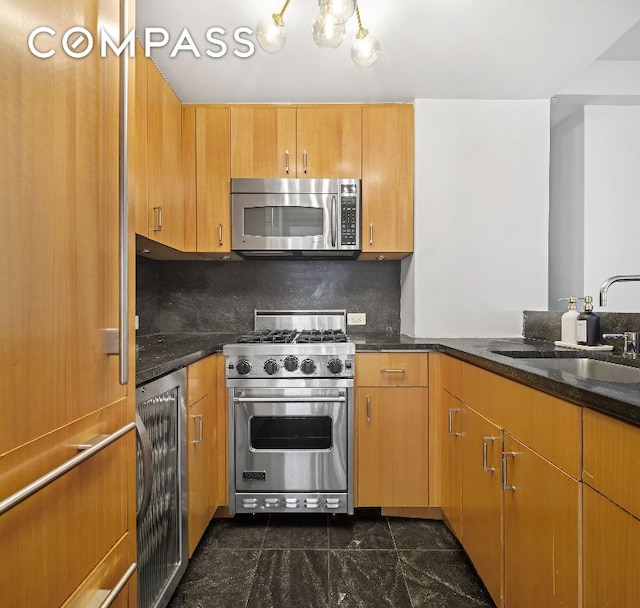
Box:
319, 0, 356, 24
255, 16, 286, 53
312, 11, 345, 49
351, 30, 380, 67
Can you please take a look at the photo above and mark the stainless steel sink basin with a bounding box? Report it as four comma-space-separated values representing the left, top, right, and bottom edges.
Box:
490, 349, 576, 359
520, 357, 640, 384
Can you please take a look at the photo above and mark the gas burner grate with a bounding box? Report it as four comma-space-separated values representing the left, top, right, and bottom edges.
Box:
235, 329, 296, 344
296, 329, 348, 344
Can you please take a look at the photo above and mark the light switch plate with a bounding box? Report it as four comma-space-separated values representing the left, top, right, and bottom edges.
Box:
347, 312, 366, 326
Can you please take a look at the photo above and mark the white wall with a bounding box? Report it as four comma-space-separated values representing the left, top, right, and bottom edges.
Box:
549, 108, 585, 309
401, 99, 550, 338
584, 105, 640, 312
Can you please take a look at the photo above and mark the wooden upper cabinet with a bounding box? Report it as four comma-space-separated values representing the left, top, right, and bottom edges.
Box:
230, 106, 296, 178
133, 45, 149, 237
296, 106, 361, 178
230, 105, 361, 178
195, 107, 231, 252
361, 104, 414, 260
144, 60, 184, 250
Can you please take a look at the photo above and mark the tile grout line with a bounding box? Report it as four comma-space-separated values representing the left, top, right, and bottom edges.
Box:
242, 514, 271, 608
387, 516, 418, 608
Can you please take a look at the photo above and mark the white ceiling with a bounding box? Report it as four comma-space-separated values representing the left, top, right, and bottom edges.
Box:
136, 0, 640, 104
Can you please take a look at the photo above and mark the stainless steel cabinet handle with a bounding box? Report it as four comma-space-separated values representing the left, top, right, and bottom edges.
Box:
502, 451, 517, 491
380, 368, 406, 374
331, 195, 337, 248
234, 396, 346, 403
303, 150, 308, 174
285, 150, 290, 174
366, 395, 371, 422
136, 413, 153, 525
0, 422, 135, 517
448, 408, 461, 436
369, 222, 374, 246
192, 414, 204, 444
482, 436, 497, 472
152, 206, 162, 231
99, 562, 137, 608
218, 223, 224, 246
118, 0, 130, 386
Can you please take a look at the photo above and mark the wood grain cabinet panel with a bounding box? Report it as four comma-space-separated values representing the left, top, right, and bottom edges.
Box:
440, 390, 463, 538
583, 407, 640, 519
196, 107, 231, 252
503, 433, 580, 608
462, 406, 503, 607
583, 485, 640, 608
355, 352, 428, 387
360, 104, 414, 260
230, 106, 296, 178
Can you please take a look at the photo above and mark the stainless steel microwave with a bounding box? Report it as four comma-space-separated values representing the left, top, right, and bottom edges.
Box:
230, 178, 361, 259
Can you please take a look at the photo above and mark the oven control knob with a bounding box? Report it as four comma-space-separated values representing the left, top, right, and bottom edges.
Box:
236, 359, 252, 376
284, 356, 299, 372
327, 358, 344, 375
264, 359, 279, 375
300, 359, 317, 375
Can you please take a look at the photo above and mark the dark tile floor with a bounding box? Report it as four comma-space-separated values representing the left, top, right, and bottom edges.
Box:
167, 510, 496, 608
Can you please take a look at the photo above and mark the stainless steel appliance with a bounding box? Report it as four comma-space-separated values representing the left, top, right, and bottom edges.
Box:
136, 369, 188, 608
224, 310, 355, 514
230, 178, 361, 258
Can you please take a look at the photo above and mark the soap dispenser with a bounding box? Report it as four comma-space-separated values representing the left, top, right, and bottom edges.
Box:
577, 296, 601, 346
559, 297, 579, 345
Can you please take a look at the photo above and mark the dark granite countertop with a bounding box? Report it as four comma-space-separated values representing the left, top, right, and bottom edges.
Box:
137, 332, 640, 427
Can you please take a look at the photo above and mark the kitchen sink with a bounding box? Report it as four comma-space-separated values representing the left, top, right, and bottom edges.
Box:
490, 349, 580, 359
518, 357, 640, 384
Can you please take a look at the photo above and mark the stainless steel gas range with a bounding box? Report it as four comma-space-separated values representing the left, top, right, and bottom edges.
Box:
224, 310, 355, 515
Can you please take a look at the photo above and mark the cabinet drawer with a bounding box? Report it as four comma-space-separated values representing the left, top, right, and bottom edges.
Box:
583, 408, 640, 518
62, 533, 134, 608
0, 400, 132, 608
356, 353, 428, 386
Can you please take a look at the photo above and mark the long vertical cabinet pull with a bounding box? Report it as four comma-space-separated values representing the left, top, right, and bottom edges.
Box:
366, 395, 371, 422
303, 150, 308, 174
502, 451, 517, 491
285, 150, 290, 174
448, 408, 461, 436
192, 414, 204, 444
118, 0, 129, 385
152, 206, 163, 231
482, 436, 498, 472
218, 224, 224, 246
369, 223, 374, 246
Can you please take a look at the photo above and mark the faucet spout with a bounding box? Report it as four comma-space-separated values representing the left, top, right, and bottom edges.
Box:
599, 275, 640, 307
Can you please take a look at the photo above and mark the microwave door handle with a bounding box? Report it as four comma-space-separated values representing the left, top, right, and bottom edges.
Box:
331, 195, 337, 248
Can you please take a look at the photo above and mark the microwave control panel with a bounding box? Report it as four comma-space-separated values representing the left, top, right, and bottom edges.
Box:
339, 184, 359, 247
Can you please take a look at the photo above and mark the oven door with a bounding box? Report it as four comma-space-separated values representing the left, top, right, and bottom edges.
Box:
233, 387, 348, 493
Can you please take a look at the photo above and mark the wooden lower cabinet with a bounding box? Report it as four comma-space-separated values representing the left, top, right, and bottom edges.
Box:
440, 390, 463, 538
583, 485, 640, 608
187, 355, 220, 555
503, 433, 580, 608
356, 386, 428, 507
214, 353, 229, 509
461, 406, 503, 606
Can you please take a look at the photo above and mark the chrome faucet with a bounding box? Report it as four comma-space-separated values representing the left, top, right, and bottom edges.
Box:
598, 274, 640, 306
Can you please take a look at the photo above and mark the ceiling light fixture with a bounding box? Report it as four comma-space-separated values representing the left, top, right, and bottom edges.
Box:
255, 0, 380, 67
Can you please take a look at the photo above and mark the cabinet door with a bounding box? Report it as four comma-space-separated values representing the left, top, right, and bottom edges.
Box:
187, 394, 213, 556
583, 485, 640, 608
133, 44, 149, 237
503, 433, 580, 608
1, 0, 126, 454
146, 61, 184, 249
357, 387, 428, 507
296, 106, 362, 178
230, 106, 296, 177
462, 407, 503, 607
196, 107, 231, 252
214, 353, 229, 508
440, 391, 463, 538
361, 105, 414, 259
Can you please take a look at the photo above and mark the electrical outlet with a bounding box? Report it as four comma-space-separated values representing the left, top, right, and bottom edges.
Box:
135, 315, 140, 330
347, 312, 366, 326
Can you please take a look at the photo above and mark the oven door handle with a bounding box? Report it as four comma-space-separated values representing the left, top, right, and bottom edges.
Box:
233, 396, 346, 403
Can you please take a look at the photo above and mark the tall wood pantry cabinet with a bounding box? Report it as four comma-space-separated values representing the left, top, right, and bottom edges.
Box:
1, 0, 137, 605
